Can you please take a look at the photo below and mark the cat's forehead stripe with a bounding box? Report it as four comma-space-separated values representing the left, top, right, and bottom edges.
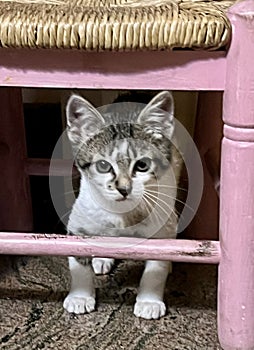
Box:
105, 140, 138, 162
76, 122, 171, 167
118, 139, 128, 154
127, 142, 137, 158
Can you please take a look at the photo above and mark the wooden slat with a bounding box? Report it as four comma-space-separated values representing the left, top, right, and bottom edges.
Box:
0, 49, 226, 91
0, 88, 33, 231
0, 232, 220, 264
184, 92, 222, 240
25, 158, 79, 177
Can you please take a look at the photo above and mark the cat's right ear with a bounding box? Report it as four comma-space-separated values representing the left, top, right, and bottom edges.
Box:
137, 91, 175, 140
66, 94, 105, 148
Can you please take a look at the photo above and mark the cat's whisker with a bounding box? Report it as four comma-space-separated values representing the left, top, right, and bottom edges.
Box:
142, 196, 165, 225
144, 189, 174, 205
63, 190, 80, 196
58, 209, 72, 221
145, 189, 194, 213
145, 189, 180, 212
143, 195, 174, 225
145, 188, 176, 196
61, 173, 80, 180
50, 190, 79, 202
141, 196, 153, 216
146, 190, 183, 219
61, 179, 80, 189
143, 193, 176, 222
144, 186, 187, 218
53, 208, 73, 230
145, 184, 187, 192
171, 205, 183, 219
144, 191, 179, 221
174, 197, 194, 212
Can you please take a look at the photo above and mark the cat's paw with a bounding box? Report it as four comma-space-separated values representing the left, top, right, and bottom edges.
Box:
63, 295, 95, 314
134, 300, 166, 320
92, 258, 115, 275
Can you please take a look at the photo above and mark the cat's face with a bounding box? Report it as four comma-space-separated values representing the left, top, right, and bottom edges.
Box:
85, 137, 176, 213
66, 91, 176, 214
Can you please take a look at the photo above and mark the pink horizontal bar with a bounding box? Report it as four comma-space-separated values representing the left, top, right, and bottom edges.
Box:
25, 158, 79, 177
0, 232, 220, 264
0, 48, 226, 91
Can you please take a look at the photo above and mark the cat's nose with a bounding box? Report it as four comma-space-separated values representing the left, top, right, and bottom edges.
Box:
117, 186, 131, 198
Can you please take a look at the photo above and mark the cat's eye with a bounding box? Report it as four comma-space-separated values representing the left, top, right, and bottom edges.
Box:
95, 160, 112, 173
134, 158, 152, 172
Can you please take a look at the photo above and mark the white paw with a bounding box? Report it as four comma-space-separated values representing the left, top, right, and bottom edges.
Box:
134, 300, 166, 319
63, 294, 95, 314
92, 258, 114, 275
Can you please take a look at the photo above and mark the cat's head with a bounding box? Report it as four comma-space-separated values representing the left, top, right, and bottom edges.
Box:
66, 91, 176, 213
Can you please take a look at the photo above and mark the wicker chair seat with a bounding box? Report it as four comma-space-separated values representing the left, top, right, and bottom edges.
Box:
0, 0, 235, 51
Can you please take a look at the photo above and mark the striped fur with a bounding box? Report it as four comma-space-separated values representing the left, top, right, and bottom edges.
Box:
65, 91, 181, 238
63, 91, 183, 319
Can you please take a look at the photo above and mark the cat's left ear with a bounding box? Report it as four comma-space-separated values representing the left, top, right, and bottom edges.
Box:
137, 91, 175, 139
66, 94, 105, 150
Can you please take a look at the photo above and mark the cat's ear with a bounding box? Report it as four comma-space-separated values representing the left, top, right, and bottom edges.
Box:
137, 91, 175, 139
66, 94, 105, 147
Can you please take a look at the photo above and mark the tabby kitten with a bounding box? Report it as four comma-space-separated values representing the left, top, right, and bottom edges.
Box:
63, 91, 181, 319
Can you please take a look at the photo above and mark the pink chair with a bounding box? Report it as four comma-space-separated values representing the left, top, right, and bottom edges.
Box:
0, 0, 253, 348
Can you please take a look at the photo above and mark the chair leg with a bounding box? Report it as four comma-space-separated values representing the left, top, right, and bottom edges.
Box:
184, 91, 222, 240
218, 1, 254, 349
0, 87, 33, 231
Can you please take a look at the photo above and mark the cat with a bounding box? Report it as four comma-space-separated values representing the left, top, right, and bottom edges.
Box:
63, 91, 182, 319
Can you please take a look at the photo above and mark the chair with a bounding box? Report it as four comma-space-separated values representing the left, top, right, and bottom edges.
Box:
0, 0, 253, 348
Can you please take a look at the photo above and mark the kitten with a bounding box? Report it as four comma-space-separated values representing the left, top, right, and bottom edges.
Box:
63, 91, 182, 319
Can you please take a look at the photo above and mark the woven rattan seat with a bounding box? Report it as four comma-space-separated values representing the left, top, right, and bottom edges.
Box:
0, 0, 235, 50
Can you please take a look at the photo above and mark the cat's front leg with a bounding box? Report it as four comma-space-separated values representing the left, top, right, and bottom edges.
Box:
134, 260, 170, 320
63, 257, 96, 314
92, 258, 115, 275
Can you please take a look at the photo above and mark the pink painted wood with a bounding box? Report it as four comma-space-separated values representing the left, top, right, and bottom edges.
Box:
0, 1, 253, 349
0, 232, 220, 264
218, 1, 254, 349
0, 49, 226, 90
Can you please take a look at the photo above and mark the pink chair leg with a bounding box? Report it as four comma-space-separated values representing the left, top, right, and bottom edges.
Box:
0, 88, 33, 231
218, 1, 254, 349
